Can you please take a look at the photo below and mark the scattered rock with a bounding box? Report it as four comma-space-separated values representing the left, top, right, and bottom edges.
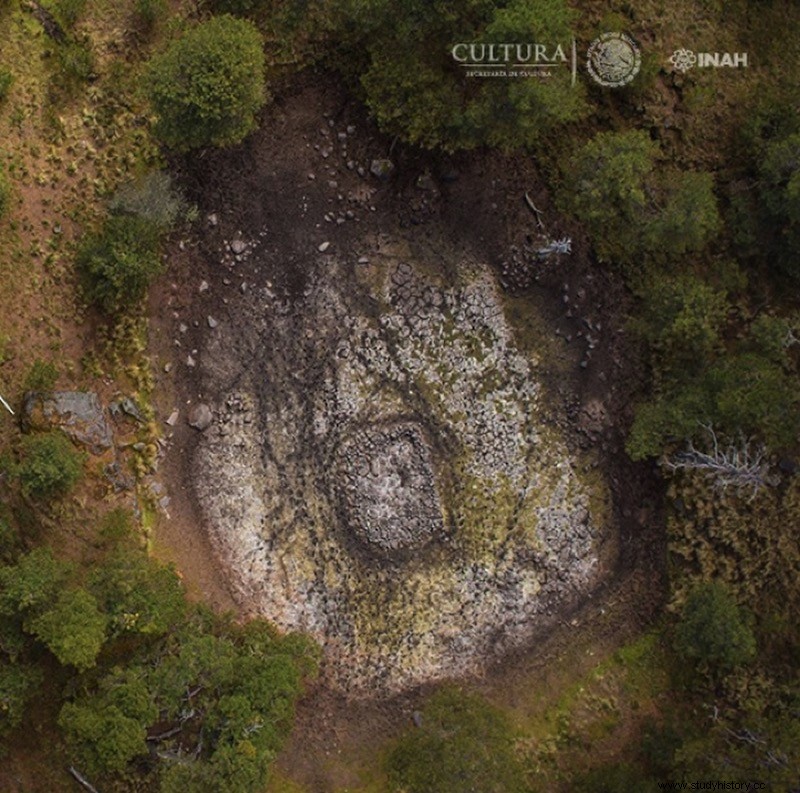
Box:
186, 355, 196, 368
188, 403, 213, 431
318, 241, 331, 253
23, 391, 113, 454
370, 159, 395, 181
207, 213, 218, 226
199, 280, 209, 293
231, 239, 246, 255
207, 316, 219, 329
165, 409, 179, 427
416, 172, 438, 192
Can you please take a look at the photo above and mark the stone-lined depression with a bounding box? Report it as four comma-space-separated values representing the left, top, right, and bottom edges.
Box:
193, 238, 610, 695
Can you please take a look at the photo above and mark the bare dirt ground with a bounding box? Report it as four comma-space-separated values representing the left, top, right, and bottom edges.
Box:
149, 69, 666, 791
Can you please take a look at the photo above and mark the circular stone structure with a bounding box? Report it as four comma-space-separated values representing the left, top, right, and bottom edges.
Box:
192, 238, 611, 695
336, 423, 444, 556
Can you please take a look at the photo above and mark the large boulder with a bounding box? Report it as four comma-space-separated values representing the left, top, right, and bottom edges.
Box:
22, 392, 113, 454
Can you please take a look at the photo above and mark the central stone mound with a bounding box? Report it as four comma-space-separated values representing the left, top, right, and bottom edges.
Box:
337, 423, 444, 556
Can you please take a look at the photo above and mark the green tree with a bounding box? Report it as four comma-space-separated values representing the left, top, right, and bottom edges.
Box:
566, 130, 718, 268
59, 670, 156, 776
16, 432, 83, 499
28, 588, 107, 671
357, 0, 585, 152
89, 551, 185, 638
386, 687, 526, 793
633, 275, 730, 381
0, 548, 71, 616
759, 131, 800, 278
675, 582, 756, 672
146, 15, 267, 151
0, 662, 42, 739
75, 214, 162, 314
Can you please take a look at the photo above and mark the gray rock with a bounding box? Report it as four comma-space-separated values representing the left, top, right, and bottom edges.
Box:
199, 280, 209, 293
207, 316, 219, 329
23, 391, 113, 454
231, 239, 246, 255
165, 409, 179, 427
318, 241, 331, 253
188, 403, 213, 431
370, 159, 395, 180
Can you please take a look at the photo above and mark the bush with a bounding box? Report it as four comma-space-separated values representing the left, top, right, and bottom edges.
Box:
23, 359, 58, 392
75, 214, 163, 314
133, 0, 167, 35
146, 15, 267, 151
0, 163, 11, 219
54, 39, 95, 87
53, 0, 87, 28
386, 687, 526, 793
0, 67, 13, 104
108, 171, 190, 231
17, 433, 84, 500
675, 582, 756, 672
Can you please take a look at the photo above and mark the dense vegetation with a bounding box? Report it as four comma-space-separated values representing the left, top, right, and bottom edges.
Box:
0, 0, 798, 790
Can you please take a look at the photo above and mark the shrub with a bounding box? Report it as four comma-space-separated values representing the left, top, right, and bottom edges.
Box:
146, 15, 267, 151
675, 582, 756, 672
54, 39, 94, 87
53, 0, 87, 28
0, 67, 13, 104
23, 359, 58, 392
133, 0, 167, 35
17, 433, 84, 500
75, 214, 163, 314
0, 163, 10, 219
386, 687, 526, 793
107, 171, 190, 231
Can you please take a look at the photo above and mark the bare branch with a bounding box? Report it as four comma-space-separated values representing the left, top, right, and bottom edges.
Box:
68, 767, 100, 793
664, 423, 771, 495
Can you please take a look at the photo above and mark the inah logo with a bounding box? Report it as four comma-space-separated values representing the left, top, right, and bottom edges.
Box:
669, 48, 697, 72
669, 48, 749, 72
586, 32, 641, 87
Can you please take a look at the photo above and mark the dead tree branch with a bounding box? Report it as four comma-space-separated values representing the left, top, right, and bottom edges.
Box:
664, 423, 771, 495
68, 767, 100, 793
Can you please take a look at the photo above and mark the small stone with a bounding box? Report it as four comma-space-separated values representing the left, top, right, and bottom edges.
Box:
163, 363, 172, 373
308, 173, 316, 180
231, 239, 246, 255
179, 323, 188, 334
207, 213, 218, 226
370, 159, 395, 181
186, 355, 196, 368
199, 280, 209, 293
318, 241, 331, 252
188, 403, 213, 431
207, 316, 219, 329
357, 256, 369, 264
165, 409, 179, 426
346, 125, 356, 134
